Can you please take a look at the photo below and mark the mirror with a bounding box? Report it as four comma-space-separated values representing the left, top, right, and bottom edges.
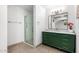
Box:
48, 12, 68, 30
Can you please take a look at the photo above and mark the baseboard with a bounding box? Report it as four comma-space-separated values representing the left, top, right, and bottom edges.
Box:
8, 41, 23, 48
8, 41, 42, 48
0, 49, 7, 53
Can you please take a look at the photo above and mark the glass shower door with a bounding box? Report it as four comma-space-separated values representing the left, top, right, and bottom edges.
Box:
24, 15, 33, 45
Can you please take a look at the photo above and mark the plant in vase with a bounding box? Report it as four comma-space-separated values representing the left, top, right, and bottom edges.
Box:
67, 22, 74, 32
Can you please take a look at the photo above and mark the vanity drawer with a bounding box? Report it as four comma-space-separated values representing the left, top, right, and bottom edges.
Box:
62, 34, 76, 39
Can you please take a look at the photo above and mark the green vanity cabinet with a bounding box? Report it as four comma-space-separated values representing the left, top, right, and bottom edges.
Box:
42, 32, 76, 53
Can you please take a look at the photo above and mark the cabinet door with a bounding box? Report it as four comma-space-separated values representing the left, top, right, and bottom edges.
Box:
42, 32, 51, 45
49, 33, 65, 49
59, 34, 76, 52
42, 32, 62, 48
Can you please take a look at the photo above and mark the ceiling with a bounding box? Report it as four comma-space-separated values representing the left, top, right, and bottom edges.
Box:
42, 5, 66, 9
14, 5, 66, 12
16, 5, 33, 12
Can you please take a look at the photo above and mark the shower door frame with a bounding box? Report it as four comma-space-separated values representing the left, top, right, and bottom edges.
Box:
24, 16, 34, 47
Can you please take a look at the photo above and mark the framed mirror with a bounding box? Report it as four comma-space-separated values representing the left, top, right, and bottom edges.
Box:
48, 12, 68, 30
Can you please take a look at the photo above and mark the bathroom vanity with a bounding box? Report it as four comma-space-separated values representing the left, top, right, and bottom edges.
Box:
42, 30, 76, 53
43, 10, 76, 53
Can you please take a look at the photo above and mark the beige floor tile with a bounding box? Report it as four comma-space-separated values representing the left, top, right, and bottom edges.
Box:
8, 42, 65, 53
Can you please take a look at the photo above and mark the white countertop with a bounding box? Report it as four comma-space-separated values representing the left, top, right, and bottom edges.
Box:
44, 29, 76, 35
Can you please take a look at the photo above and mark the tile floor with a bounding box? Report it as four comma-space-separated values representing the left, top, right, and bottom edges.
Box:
8, 42, 64, 53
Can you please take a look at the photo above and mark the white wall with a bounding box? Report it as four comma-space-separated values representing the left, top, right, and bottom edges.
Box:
74, 6, 79, 53
8, 5, 33, 46
33, 6, 46, 46
0, 5, 7, 53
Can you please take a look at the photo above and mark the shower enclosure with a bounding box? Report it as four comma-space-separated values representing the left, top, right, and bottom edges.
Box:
24, 15, 33, 46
